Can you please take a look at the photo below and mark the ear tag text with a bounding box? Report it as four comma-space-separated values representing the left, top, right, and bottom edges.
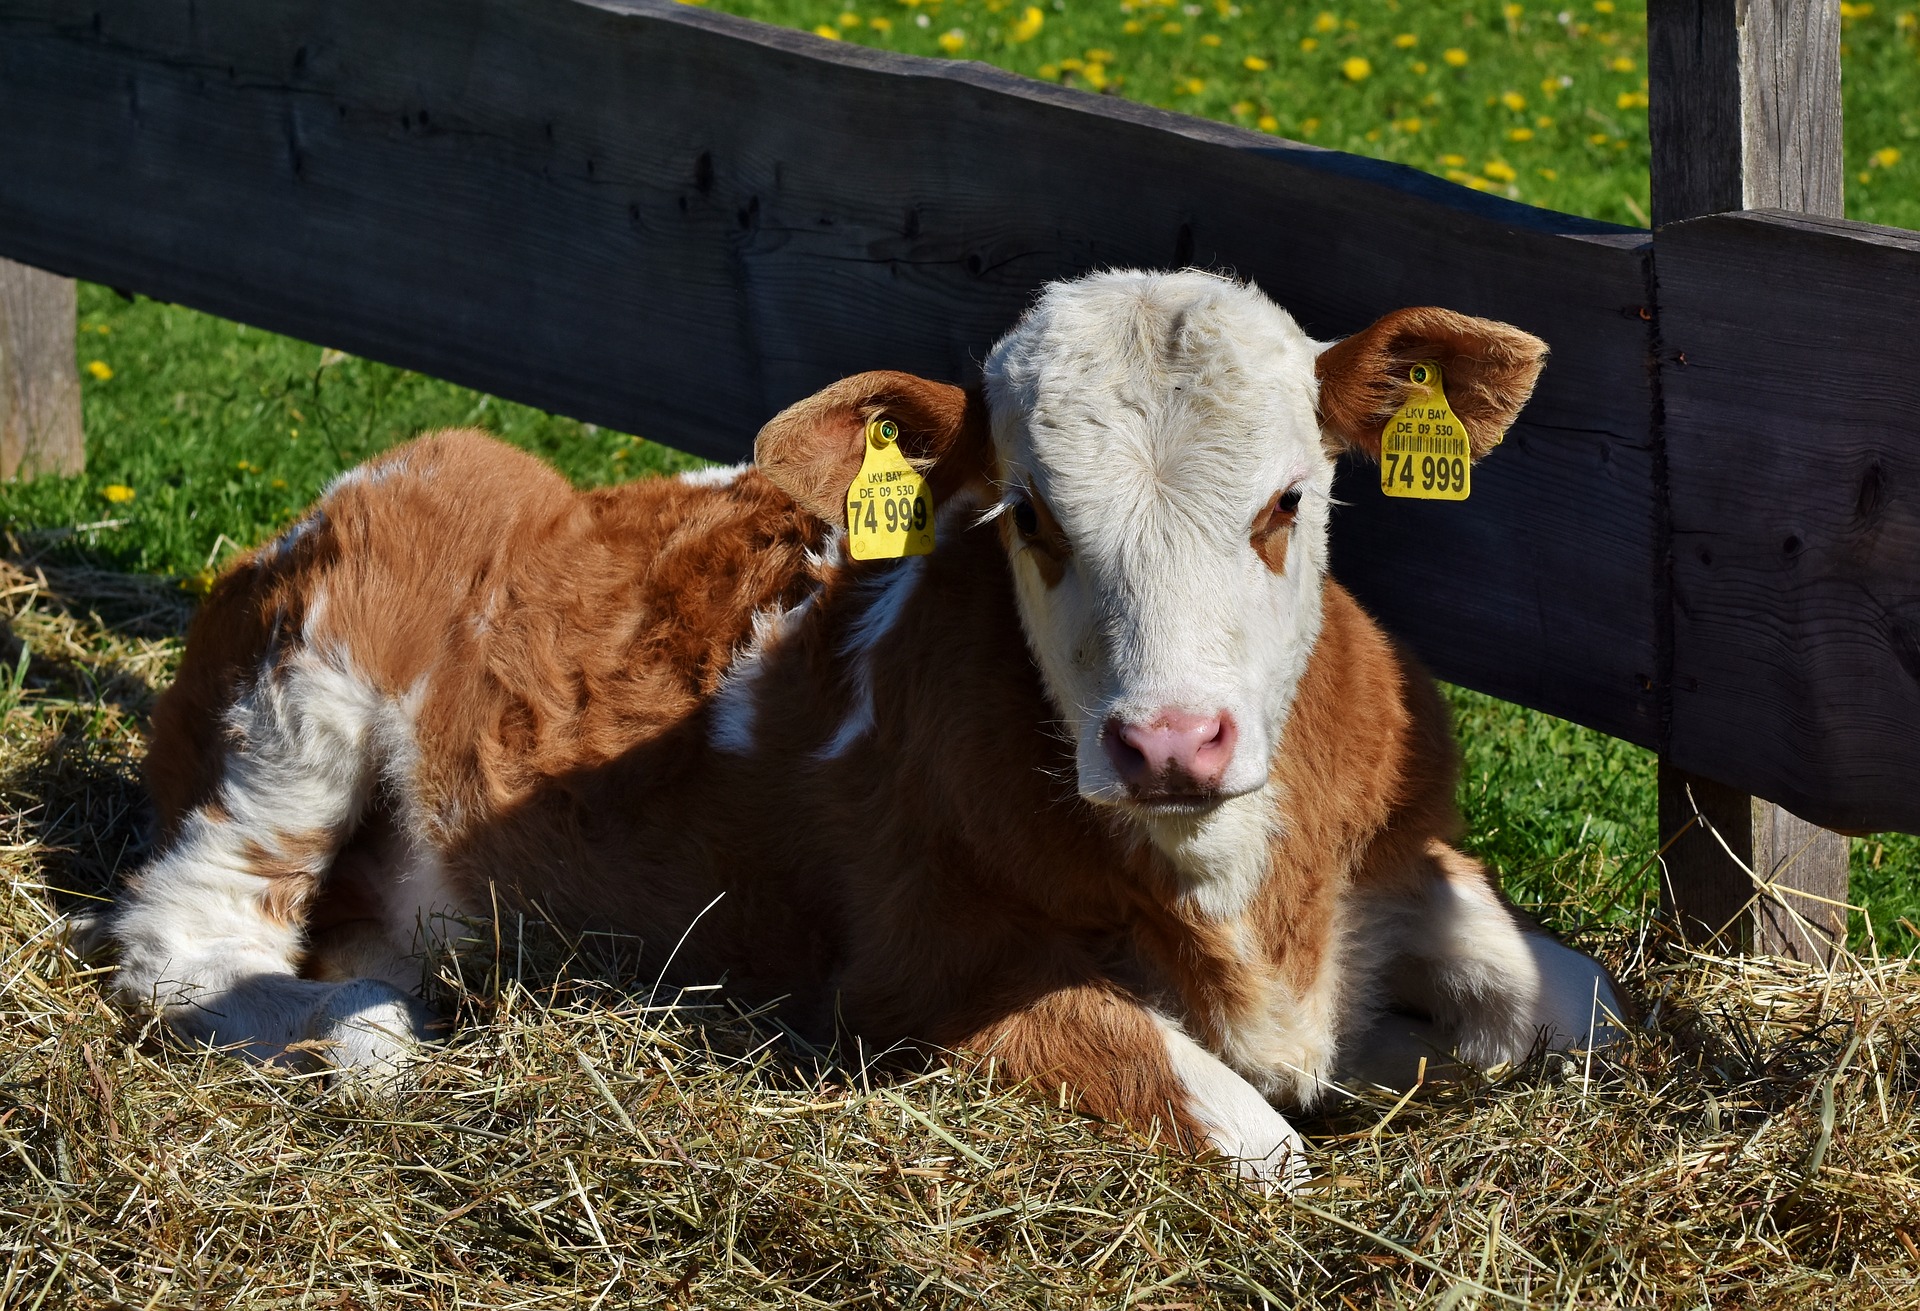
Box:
1380, 361, 1470, 501
846, 416, 935, 560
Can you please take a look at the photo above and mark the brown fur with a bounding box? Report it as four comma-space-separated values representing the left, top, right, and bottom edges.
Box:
1314, 306, 1547, 460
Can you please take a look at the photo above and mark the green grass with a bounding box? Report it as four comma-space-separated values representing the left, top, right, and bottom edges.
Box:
1, 2, 1915, 945
3, 285, 701, 581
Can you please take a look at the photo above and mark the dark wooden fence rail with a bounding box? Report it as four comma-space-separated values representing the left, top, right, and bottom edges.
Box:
0, 0, 1914, 836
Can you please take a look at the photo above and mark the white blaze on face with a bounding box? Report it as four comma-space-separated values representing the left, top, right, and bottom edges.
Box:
983, 271, 1334, 831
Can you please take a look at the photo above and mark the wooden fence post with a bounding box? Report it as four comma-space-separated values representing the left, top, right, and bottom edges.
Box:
0, 257, 83, 480
1648, 0, 1849, 962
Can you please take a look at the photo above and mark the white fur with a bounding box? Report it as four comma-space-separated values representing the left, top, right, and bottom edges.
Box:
982, 271, 1330, 883
111, 640, 441, 1074
1338, 857, 1624, 1084
1155, 1012, 1309, 1192
677, 462, 750, 488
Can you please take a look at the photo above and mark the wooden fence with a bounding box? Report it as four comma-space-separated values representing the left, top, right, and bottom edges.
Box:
0, 3, 1914, 850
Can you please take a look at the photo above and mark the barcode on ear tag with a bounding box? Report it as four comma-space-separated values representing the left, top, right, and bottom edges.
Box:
846, 417, 935, 560
1380, 361, 1470, 501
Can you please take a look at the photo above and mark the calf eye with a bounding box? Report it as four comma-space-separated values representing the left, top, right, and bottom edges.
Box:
1251, 484, 1303, 574
1012, 498, 1040, 537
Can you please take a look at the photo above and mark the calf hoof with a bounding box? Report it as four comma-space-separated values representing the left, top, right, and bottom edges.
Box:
1232, 1128, 1312, 1196
306, 978, 439, 1089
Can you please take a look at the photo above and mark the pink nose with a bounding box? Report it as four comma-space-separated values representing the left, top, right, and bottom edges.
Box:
1102, 709, 1237, 798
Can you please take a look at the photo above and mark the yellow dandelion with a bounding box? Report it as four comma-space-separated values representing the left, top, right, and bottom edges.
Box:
1396, 116, 1423, 132
1243, 55, 1269, 70
1593, 0, 1614, 11
1874, 146, 1902, 167
182, 570, 215, 596
1342, 56, 1371, 81
1536, 114, 1555, 128
1441, 152, 1467, 166
1839, 0, 1872, 16
1300, 36, 1319, 51
1258, 114, 1280, 132
1313, 11, 1339, 33
1084, 62, 1110, 89
100, 483, 135, 503
1394, 32, 1417, 48
86, 359, 113, 381
812, 23, 840, 39
938, 28, 966, 53
1860, 170, 1875, 185
1059, 56, 1084, 70
95, 323, 111, 335
1411, 59, 1428, 73
1123, 18, 1144, 32
1500, 90, 1526, 111
837, 11, 859, 27
1201, 33, 1222, 47
1184, 76, 1206, 94
1039, 62, 1060, 77
1508, 127, 1534, 141
1008, 5, 1043, 40
869, 14, 891, 30
1161, 21, 1182, 33
1540, 77, 1560, 96
1443, 47, 1469, 67
1609, 55, 1634, 72
1231, 99, 1255, 115
1589, 131, 1610, 145
1300, 116, 1320, 135
272, 478, 289, 489
1504, 3, 1523, 17
1085, 47, 1115, 61
1616, 90, 1647, 109
1537, 167, 1559, 180
1483, 159, 1517, 182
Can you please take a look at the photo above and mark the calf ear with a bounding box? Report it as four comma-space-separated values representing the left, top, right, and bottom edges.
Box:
1313, 307, 1548, 461
755, 370, 993, 526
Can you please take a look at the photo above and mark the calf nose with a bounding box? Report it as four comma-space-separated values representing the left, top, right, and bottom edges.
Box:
1102, 710, 1237, 797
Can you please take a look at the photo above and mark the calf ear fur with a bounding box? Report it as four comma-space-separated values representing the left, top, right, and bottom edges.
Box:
1313, 307, 1548, 461
755, 371, 993, 527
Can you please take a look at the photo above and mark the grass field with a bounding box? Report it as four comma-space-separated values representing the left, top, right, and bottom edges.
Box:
3, 4, 1920, 1304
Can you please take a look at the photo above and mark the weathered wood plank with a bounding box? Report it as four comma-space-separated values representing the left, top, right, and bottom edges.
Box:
1648, 0, 1855, 958
1648, 0, 1744, 225
0, 258, 83, 480
0, 0, 1662, 745
1658, 768, 1849, 961
1659, 209, 1920, 835
1648, 0, 1844, 223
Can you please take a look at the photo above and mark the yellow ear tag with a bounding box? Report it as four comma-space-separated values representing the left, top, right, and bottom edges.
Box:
1380, 361, 1471, 501
846, 416, 935, 560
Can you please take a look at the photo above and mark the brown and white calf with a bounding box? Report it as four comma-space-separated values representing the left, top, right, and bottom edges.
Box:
111, 270, 1621, 1187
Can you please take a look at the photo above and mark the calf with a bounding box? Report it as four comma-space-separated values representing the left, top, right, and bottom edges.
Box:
111, 271, 1621, 1187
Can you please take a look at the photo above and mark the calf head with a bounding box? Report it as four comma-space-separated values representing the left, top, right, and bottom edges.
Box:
756, 272, 1545, 844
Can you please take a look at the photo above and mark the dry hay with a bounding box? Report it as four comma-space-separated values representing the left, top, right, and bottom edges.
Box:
3, 548, 1919, 1309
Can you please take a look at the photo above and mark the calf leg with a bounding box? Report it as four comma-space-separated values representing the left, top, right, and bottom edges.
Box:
113, 652, 436, 1078
957, 980, 1308, 1191
1340, 842, 1624, 1088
